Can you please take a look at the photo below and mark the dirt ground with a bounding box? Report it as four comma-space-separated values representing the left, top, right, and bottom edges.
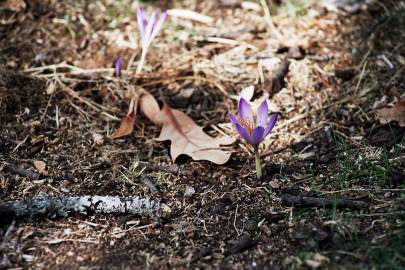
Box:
1, 0, 404, 269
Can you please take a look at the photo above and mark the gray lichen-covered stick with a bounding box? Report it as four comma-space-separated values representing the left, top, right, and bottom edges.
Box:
0, 196, 162, 221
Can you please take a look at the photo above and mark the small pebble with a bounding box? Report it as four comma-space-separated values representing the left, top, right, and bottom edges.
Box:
184, 185, 195, 197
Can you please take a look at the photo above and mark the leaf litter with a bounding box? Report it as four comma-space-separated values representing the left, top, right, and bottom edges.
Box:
377, 99, 405, 127
1, 0, 405, 269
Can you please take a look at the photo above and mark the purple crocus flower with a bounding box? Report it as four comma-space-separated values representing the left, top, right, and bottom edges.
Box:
113, 56, 121, 77
228, 98, 278, 148
136, 6, 167, 74
228, 98, 278, 178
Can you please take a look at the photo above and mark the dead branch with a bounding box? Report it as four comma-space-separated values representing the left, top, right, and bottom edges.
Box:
4, 163, 40, 180
225, 233, 258, 256
280, 194, 368, 210
0, 196, 161, 221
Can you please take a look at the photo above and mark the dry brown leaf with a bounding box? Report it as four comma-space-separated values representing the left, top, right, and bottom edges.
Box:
6, 0, 26, 12
46, 81, 56, 95
33, 160, 48, 176
377, 100, 405, 127
112, 96, 138, 138
156, 103, 234, 164
139, 91, 161, 125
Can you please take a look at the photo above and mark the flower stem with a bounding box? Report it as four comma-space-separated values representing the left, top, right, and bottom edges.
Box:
136, 50, 147, 75
254, 147, 262, 179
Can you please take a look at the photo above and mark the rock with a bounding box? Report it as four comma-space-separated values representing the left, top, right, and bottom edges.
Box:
184, 185, 195, 197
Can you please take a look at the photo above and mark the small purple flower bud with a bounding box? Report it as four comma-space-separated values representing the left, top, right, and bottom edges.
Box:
114, 56, 122, 77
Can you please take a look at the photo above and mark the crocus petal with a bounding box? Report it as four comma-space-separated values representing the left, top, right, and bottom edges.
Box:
228, 113, 253, 144
256, 100, 268, 128
113, 56, 121, 77
228, 113, 239, 129
264, 113, 278, 137
250, 126, 265, 146
148, 11, 167, 47
238, 98, 254, 123
137, 7, 146, 43
235, 122, 254, 145
140, 8, 148, 27
142, 11, 157, 49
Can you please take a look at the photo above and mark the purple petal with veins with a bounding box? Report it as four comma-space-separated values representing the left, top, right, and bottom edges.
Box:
229, 112, 252, 144
250, 126, 265, 146
137, 7, 146, 42
234, 122, 253, 145
238, 98, 254, 123
228, 113, 239, 129
264, 113, 278, 137
229, 98, 279, 148
148, 11, 167, 47
142, 11, 157, 49
256, 100, 268, 128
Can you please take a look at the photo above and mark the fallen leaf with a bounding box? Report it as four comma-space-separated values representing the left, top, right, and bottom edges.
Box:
156, 103, 234, 164
46, 81, 56, 95
139, 91, 161, 125
112, 96, 138, 138
33, 160, 48, 176
6, 0, 26, 12
377, 100, 405, 127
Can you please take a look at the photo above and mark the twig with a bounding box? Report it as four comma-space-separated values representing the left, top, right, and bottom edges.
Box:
0, 196, 162, 221
44, 238, 99, 245
233, 204, 243, 236
322, 188, 405, 194
273, 82, 378, 132
11, 135, 30, 153
167, 9, 214, 24
56, 79, 104, 112
4, 163, 40, 180
25, 62, 123, 76
140, 75, 227, 96
280, 194, 368, 210
259, 0, 283, 40
351, 211, 405, 217
141, 177, 159, 194
198, 36, 256, 50
224, 233, 258, 256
